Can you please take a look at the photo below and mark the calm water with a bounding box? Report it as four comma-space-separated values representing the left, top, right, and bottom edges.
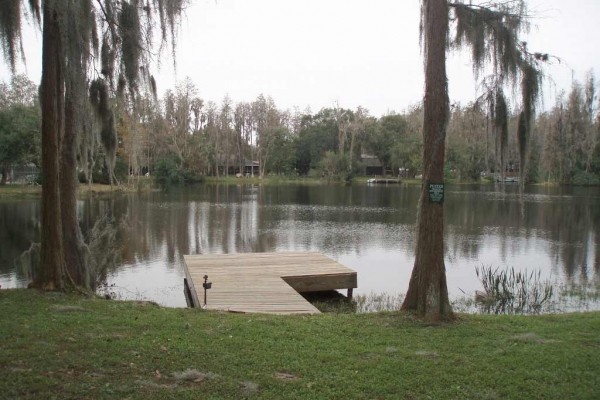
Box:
1, 183, 599, 309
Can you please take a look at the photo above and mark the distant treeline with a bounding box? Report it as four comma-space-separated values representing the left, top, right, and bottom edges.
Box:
1, 74, 599, 185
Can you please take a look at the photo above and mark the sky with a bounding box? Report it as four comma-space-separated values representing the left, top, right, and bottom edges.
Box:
3, 0, 600, 117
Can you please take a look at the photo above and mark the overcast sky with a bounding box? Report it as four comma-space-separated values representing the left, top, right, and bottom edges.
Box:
3, 0, 600, 117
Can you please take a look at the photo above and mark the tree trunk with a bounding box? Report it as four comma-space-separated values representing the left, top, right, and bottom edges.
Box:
338, 126, 346, 155
485, 118, 490, 173
237, 132, 243, 175
35, 3, 65, 290
261, 147, 269, 178
401, 0, 454, 321
349, 128, 357, 172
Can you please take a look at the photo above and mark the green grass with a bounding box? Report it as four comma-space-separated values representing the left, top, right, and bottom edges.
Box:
1, 290, 599, 399
0, 182, 154, 199
204, 175, 335, 186
0, 184, 41, 198
204, 175, 426, 186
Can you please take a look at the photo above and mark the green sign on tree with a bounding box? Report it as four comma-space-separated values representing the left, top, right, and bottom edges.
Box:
428, 182, 444, 204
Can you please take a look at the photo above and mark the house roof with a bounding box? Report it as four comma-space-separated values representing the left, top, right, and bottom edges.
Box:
360, 155, 383, 167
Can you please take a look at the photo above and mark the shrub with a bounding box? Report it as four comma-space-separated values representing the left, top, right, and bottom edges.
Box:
571, 170, 600, 186
154, 155, 184, 186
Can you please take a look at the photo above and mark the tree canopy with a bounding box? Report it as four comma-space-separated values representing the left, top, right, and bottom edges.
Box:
0, 75, 40, 184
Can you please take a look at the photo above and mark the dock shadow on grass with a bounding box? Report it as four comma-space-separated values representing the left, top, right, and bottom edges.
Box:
301, 290, 357, 313
303, 290, 405, 314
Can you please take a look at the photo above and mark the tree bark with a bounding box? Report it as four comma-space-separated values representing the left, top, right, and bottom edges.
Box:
36, 3, 65, 290
401, 0, 454, 321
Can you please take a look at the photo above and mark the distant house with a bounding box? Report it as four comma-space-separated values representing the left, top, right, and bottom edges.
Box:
243, 160, 260, 176
361, 154, 384, 176
493, 161, 520, 183
217, 156, 260, 176
9, 163, 39, 184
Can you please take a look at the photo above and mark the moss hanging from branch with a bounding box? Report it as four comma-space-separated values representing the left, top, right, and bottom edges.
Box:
60, 1, 100, 190
89, 78, 117, 185
450, 1, 547, 186
451, 1, 528, 82
521, 60, 542, 121
79, 101, 98, 184
149, 74, 157, 100
494, 89, 509, 179
0, 0, 21, 72
27, 0, 41, 23
517, 110, 527, 180
0, 0, 40, 72
118, 0, 142, 98
152, 0, 187, 63
101, 34, 115, 82
518, 60, 543, 184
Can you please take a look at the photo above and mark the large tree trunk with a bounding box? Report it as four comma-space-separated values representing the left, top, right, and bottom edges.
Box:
401, 0, 454, 321
35, 3, 65, 290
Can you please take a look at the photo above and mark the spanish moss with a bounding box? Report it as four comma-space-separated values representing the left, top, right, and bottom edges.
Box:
153, 0, 187, 63
451, 0, 528, 82
89, 78, 117, 185
494, 89, 509, 180
0, 0, 42, 70
0, 0, 24, 73
449, 1, 546, 187
119, 0, 142, 98
519, 60, 543, 185
100, 34, 115, 83
517, 110, 528, 184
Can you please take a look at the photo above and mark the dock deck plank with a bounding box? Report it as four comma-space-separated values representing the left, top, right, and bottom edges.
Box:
183, 252, 357, 314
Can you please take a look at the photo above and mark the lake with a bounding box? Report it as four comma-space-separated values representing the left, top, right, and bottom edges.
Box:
1, 183, 599, 310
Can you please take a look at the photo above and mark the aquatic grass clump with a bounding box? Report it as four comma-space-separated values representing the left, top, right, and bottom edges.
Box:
556, 281, 600, 312
475, 265, 554, 314
354, 292, 405, 313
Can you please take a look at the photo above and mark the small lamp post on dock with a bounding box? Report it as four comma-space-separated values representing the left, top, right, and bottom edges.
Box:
202, 275, 212, 308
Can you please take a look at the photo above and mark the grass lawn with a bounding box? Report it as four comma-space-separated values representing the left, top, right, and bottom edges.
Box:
1, 290, 599, 399
0, 185, 42, 197
0, 178, 432, 197
0, 181, 155, 199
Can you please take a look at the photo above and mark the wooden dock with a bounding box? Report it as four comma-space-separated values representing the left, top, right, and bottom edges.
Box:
183, 252, 357, 314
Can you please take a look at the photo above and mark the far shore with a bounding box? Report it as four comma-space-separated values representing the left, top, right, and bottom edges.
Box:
0, 176, 593, 198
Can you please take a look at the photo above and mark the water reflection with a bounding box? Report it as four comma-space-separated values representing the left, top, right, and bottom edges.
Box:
0, 200, 40, 284
0, 184, 598, 308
